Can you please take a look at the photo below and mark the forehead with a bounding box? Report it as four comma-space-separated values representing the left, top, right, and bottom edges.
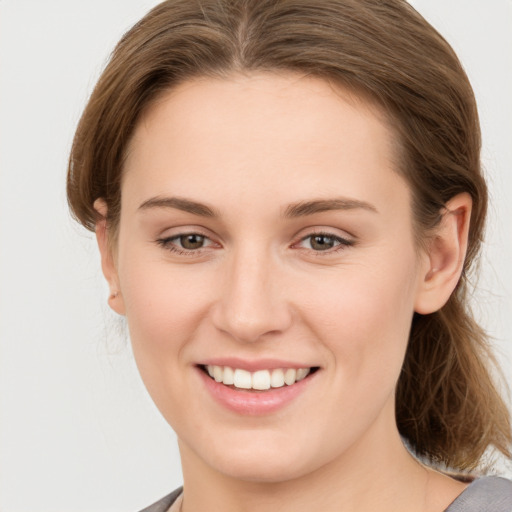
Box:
122, 72, 408, 219
130, 72, 392, 157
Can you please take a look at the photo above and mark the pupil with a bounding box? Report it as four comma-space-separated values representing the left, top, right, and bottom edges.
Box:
311, 235, 334, 251
181, 234, 204, 249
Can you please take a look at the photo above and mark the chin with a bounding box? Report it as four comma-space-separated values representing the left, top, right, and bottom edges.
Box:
214, 453, 312, 484
185, 429, 326, 484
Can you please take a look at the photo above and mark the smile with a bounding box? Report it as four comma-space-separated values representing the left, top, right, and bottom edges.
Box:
203, 365, 315, 390
197, 362, 320, 415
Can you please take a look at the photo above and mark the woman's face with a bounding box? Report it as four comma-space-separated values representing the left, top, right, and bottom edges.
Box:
109, 73, 430, 482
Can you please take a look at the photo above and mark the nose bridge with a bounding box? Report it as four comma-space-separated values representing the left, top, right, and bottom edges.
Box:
212, 241, 291, 343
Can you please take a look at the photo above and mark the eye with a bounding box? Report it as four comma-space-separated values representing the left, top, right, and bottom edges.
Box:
296, 232, 354, 252
176, 233, 206, 250
156, 232, 216, 254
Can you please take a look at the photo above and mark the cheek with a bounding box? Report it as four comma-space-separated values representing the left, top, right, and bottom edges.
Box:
300, 251, 419, 381
116, 245, 214, 388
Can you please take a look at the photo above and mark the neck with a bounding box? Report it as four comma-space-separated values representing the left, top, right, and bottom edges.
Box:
178, 413, 430, 512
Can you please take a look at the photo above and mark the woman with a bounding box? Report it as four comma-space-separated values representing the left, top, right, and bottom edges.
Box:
67, 0, 512, 510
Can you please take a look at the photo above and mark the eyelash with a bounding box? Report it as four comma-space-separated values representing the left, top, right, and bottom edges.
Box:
156, 232, 213, 256
295, 231, 355, 254
155, 231, 355, 257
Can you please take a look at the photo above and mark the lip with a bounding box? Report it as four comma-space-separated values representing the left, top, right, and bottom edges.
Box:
196, 364, 319, 416
198, 357, 316, 372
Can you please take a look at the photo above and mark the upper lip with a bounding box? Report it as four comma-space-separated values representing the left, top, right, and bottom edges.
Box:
197, 357, 318, 372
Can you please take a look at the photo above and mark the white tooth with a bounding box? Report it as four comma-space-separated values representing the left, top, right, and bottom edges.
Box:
223, 366, 234, 385
296, 368, 310, 381
284, 368, 297, 385
252, 370, 271, 390
213, 365, 223, 382
233, 369, 252, 389
270, 369, 285, 388
207, 365, 215, 378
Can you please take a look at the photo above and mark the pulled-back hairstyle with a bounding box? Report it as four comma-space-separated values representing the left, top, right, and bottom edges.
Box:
67, 0, 511, 471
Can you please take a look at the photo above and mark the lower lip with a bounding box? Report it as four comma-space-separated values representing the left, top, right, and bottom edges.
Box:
197, 368, 317, 415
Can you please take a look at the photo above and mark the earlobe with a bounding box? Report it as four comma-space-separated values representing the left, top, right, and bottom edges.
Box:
94, 199, 125, 316
414, 193, 472, 315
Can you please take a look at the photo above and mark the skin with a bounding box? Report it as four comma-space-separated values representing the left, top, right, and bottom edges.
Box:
96, 72, 472, 512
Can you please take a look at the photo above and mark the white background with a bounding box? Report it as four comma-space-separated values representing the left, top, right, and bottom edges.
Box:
0, 1, 511, 511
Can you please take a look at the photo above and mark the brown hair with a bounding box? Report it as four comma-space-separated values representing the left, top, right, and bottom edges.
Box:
67, 0, 511, 471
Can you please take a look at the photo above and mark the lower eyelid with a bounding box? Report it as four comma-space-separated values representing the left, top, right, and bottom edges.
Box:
155, 231, 353, 254
156, 232, 218, 253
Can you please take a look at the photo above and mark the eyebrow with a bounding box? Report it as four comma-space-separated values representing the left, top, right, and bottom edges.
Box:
138, 196, 218, 217
283, 198, 378, 217
137, 196, 378, 218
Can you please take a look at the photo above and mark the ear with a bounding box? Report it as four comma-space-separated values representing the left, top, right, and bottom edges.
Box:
414, 193, 472, 315
94, 199, 125, 315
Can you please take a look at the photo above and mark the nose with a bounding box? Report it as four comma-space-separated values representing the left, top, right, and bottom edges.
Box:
211, 246, 293, 343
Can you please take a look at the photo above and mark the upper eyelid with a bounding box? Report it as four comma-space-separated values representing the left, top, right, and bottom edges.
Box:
293, 233, 354, 250
156, 230, 354, 255
158, 232, 216, 248
157, 226, 216, 242
294, 226, 355, 242
157, 227, 352, 239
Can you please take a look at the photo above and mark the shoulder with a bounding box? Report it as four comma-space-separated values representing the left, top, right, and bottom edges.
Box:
445, 476, 512, 512
138, 487, 183, 512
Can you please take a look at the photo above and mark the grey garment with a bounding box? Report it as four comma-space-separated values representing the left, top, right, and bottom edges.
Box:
444, 477, 512, 512
139, 487, 182, 512
139, 477, 512, 512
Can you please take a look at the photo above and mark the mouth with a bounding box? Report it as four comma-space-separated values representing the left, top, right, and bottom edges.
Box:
199, 364, 320, 392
